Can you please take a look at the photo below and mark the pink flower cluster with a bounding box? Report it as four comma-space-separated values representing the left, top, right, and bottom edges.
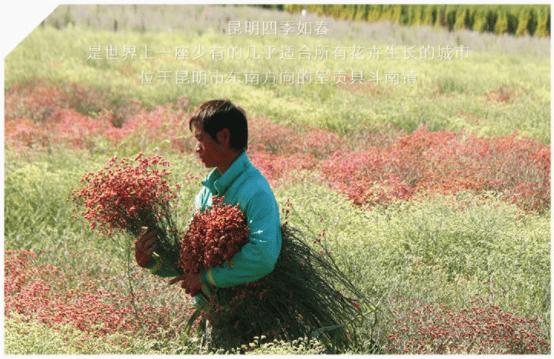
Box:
4, 250, 195, 341
5, 80, 550, 213
319, 126, 550, 213
384, 295, 549, 354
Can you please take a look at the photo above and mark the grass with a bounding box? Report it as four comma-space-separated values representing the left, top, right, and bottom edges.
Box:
4, 4, 551, 355
279, 183, 550, 317
4, 144, 550, 353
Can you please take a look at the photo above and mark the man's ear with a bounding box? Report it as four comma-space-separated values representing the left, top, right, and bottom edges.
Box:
216, 128, 231, 147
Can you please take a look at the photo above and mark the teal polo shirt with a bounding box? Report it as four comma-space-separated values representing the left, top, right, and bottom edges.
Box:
150, 151, 282, 291
195, 151, 282, 288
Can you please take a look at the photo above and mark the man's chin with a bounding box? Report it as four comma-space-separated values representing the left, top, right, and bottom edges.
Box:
198, 156, 216, 169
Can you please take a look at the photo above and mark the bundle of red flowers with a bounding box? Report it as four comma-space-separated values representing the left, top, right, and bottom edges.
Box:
182, 200, 368, 354
179, 196, 250, 274
71, 153, 183, 274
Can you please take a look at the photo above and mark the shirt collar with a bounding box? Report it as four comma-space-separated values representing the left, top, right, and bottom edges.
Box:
202, 151, 249, 196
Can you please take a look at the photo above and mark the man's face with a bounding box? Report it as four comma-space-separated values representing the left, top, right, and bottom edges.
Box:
192, 123, 226, 169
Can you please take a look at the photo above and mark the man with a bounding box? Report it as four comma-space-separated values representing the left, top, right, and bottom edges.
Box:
135, 99, 282, 300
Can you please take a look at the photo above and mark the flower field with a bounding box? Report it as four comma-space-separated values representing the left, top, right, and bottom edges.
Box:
4, 5, 551, 354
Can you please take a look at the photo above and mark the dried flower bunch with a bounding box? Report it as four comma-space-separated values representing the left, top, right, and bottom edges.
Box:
179, 196, 250, 274
186, 202, 368, 353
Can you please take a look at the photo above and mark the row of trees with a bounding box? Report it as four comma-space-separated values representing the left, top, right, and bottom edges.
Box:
258, 4, 550, 37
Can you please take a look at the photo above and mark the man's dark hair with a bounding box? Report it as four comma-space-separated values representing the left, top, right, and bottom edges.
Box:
189, 99, 248, 151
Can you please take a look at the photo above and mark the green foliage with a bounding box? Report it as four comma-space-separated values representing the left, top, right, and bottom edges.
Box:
43, 4, 550, 38
4, 314, 347, 354
494, 11, 509, 35
366, 5, 381, 23
515, 7, 532, 36
235, 336, 327, 354
453, 7, 470, 30
472, 7, 487, 33
354, 4, 366, 22
279, 184, 550, 325
4, 314, 177, 354
284, 4, 550, 37
4, 156, 93, 251
534, 5, 550, 38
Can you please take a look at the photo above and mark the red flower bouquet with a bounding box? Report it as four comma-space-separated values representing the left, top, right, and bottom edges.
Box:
71, 153, 183, 274
181, 200, 368, 353
179, 196, 250, 274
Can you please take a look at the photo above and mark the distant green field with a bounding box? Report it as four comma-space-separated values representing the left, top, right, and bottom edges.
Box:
5, 4, 551, 143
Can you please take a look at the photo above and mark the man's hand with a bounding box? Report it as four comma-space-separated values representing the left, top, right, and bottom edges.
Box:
168, 272, 202, 297
134, 230, 158, 267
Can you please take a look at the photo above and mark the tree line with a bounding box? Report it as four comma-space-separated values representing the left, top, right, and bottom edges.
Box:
257, 4, 550, 37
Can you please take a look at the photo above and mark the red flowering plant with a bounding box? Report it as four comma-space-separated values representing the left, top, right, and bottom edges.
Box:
70, 153, 184, 275
179, 196, 250, 275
